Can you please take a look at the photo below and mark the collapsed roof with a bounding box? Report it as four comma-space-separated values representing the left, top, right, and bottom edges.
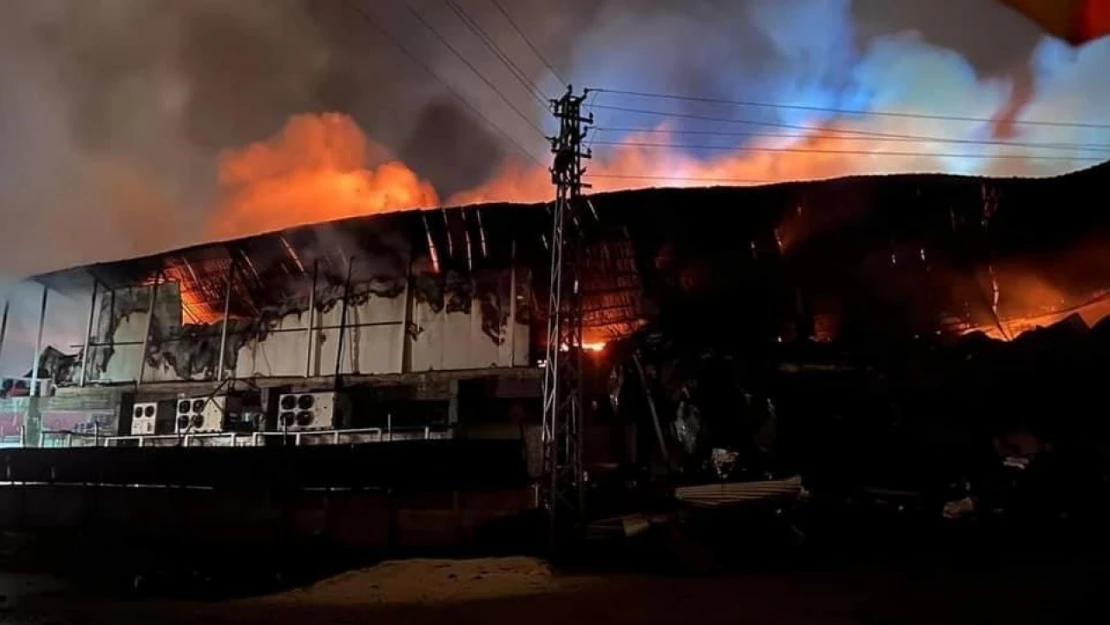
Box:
31, 160, 1110, 345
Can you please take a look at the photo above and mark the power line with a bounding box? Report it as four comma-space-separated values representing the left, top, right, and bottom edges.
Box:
590, 140, 1107, 161
591, 103, 1110, 147
403, 0, 548, 139
443, 0, 549, 106
488, 0, 567, 87
584, 91, 603, 153
592, 103, 953, 140
341, 0, 546, 168
593, 88, 1110, 131
586, 173, 778, 184
592, 126, 1110, 153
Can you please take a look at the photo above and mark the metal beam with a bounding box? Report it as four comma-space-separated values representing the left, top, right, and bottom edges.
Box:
305, 260, 318, 378
0, 299, 9, 365
509, 238, 518, 367
334, 256, 355, 385
78, 279, 98, 387
216, 260, 235, 382
136, 275, 161, 386
400, 256, 413, 374
30, 285, 48, 396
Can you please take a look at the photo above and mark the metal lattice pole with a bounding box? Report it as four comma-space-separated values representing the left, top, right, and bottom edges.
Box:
541, 86, 592, 554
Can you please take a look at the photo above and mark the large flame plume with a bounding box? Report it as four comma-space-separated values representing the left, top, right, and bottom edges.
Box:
210, 114, 439, 239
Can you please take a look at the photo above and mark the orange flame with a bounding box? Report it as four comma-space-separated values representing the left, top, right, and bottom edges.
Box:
209, 113, 438, 239
139, 274, 223, 326
448, 119, 1032, 206
209, 113, 1076, 239
559, 341, 608, 353
961, 269, 1110, 341
201, 112, 1110, 341
967, 291, 1110, 341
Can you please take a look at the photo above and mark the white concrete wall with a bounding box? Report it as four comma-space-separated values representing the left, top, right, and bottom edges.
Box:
409, 269, 530, 372
313, 288, 407, 376
67, 262, 533, 384
239, 285, 408, 379
87, 286, 151, 384
235, 310, 312, 379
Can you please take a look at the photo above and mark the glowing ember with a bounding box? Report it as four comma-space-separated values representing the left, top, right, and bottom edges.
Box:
178, 286, 222, 325
559, 341, 607, 353
966, 290, 1110, 341
139, 272, 224, 326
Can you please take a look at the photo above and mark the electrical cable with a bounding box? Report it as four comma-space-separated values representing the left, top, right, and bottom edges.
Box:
593, 87, 1110, 130
443, 0, 549, 106
586, 173, 778, 184
342, 0, 546, 168
589, 140, 1108, 161
403, 0, 548, 139
488, 0, 567, 87
592, 126, 1110, 153
591, 103, 1109, 145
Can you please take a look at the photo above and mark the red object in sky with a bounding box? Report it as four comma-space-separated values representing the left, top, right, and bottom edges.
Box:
1000, 0, 1110, 44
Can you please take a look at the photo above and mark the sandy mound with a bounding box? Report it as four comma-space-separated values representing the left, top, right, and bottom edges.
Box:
255, 557, 562, 607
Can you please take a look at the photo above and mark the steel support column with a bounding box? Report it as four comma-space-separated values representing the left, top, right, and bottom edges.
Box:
30, 285, 48, 396
136, 274, 161, 386
334, 256, 355, 385
217, 261, 235, 382
509, 238, 518, 367
78, 280, 98, 387
0, 299, 9, 365
305, 259, 318, 378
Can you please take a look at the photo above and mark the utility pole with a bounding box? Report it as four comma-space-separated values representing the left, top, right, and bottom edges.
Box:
541, 85, 592, 555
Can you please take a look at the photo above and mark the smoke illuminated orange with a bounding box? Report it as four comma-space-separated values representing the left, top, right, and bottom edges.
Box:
966, 281, 1110, 341
199, 112, 1110, 341
209, 113, 438, 240
209, 113, 1087, 239
449, 118, 1056, 207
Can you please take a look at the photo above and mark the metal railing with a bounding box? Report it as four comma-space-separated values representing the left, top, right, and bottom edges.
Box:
42, 425, 452, 449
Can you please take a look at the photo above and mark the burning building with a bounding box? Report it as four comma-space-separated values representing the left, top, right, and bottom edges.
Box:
1, 158, 1109, 452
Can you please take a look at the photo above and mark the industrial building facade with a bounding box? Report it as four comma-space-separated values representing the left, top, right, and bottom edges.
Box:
4, 163, 1108, 452
0, 204, 588, 454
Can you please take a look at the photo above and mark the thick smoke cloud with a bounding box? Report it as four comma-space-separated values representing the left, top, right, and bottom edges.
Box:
569, 0, 1110, 178
1, 0, 1109, 385
0, 0, 520, 278
3, 0, 1108, 281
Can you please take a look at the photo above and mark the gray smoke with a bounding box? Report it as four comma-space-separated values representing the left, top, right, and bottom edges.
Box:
0, 0, 1088, 280
0, 0, 510, 279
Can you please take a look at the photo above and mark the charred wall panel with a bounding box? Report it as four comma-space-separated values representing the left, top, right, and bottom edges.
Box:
408, 266, 530, 372
235, 310, 313, 379
311, 285, 408, 377
85, 286, 151, 384
142, 282, 195, 383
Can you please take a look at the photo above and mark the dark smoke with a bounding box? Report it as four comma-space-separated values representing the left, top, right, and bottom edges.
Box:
1, 0, 1106, 279
851, 0, 1043, 76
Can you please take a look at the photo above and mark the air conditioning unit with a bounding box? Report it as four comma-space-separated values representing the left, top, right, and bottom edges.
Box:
175, 395, 242, 433
276, 392, 350, 431
130, 402, 158, 436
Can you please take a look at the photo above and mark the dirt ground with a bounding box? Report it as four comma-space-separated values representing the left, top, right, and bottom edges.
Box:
7, 554, 1100, 625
